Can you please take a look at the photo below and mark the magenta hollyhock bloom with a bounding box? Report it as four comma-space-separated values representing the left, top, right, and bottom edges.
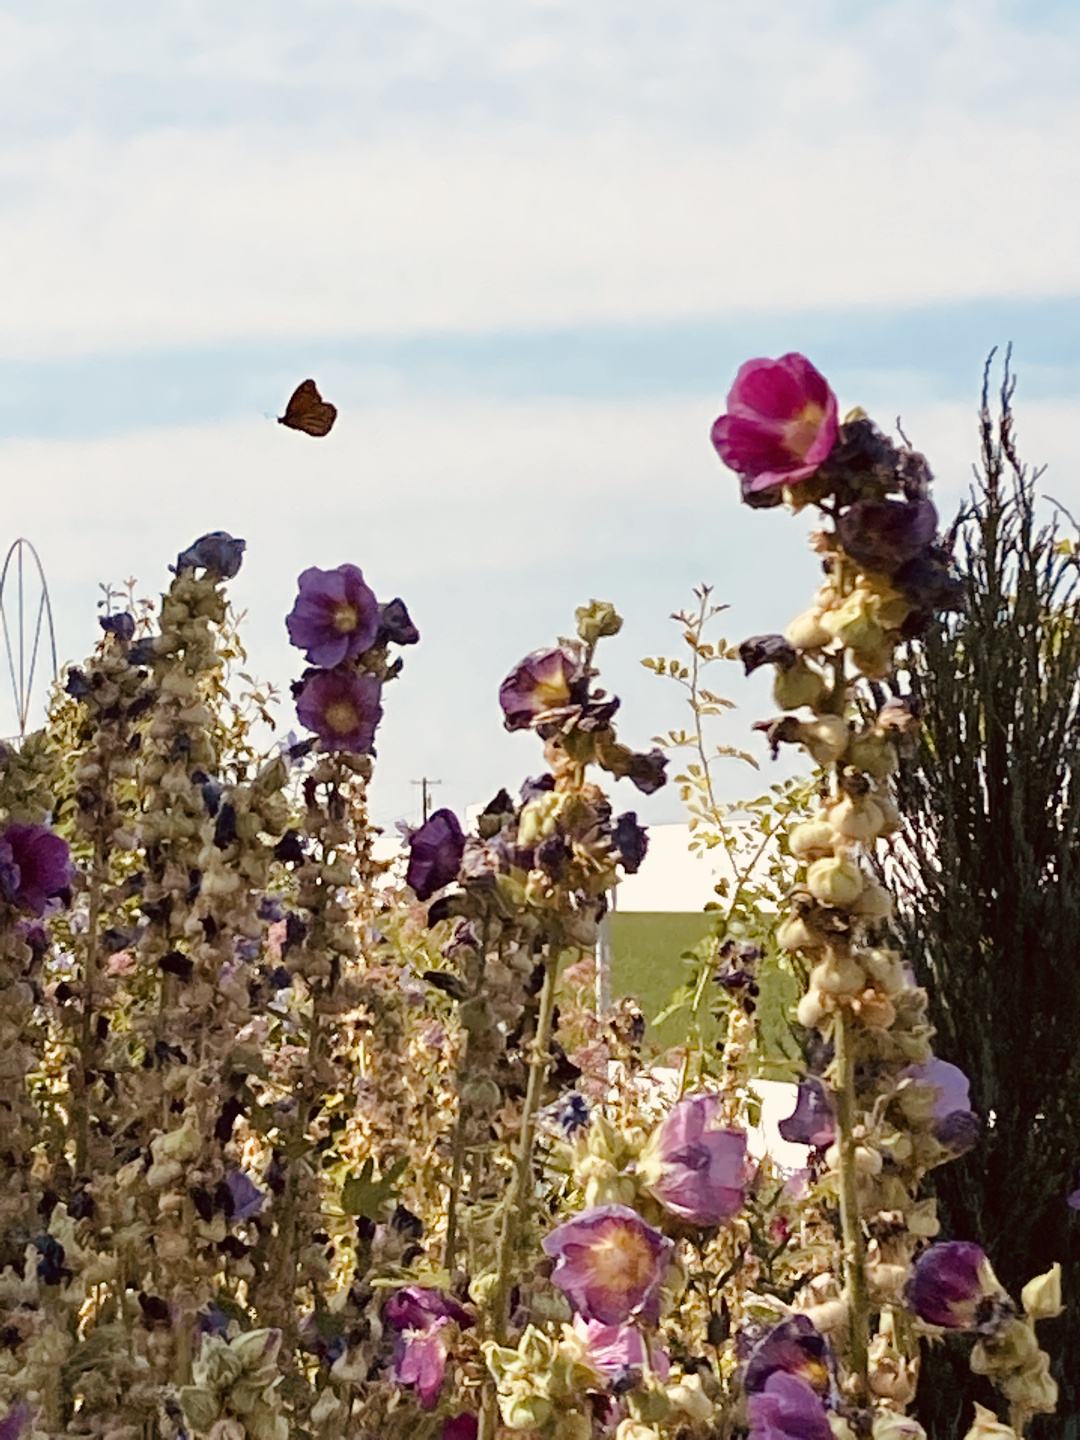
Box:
747, 1372, 833, 1440
571, 1316, 671, 1380
385, 1287, 473, 1410
778, 1079, 836, 1150
286, 564, 381, 667
638, 1093, 749, 1226
406, 808, 466, 901
542, 1204, 673, 1326
904, 1242, 1011, 1333
0, 824, 72, 917
499, 646, 585, 731
711, 354, 839, 497
295, 668, 383, 752
744, 1316, 831, 1397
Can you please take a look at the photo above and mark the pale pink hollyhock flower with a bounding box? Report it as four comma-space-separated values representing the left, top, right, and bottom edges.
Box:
542, 1205, 673, 1325
711, 353, 839, 497
571, 1315, 671, 1379
106, 950, 137, 977
638, 1093, 749, 1226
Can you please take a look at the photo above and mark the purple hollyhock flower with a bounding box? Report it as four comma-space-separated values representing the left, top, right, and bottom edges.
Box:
0, 824, 72, 916
377, 597, 420, 647
543, 1205, 673, 1326
904, 1242, 1012, 1333
385, 1287, 473, 1411
406, 809, 466, 901
711, 354, 839, 499
778, 1079, 836, 1150
744, 1316, 832, 1397
286, 564, 381, 667
295, 668, 383, 752
836, 497, 938, 577
901, 1058, 980, 1155
571, 1316, 671, 1380
224, 1168, 265, 1221
174, 531, 246, 578
747, 1372, 833, 1440
499, 646, 585, 731
638, 1093, 749, 1226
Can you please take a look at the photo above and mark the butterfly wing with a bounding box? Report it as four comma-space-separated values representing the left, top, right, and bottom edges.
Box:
278, 379, 337, 437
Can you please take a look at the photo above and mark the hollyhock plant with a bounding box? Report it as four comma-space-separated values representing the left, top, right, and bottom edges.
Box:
499, 646, 585, 731
295, 667, 383, 752
406, 808, 466, 901
904, 1242, 1012, 1333
542, 1205, 674, 1326
385, 1287, 473, 1410
0, 823, 72, 916
286, 563, 381, 667
638, 1093, 749, 1226
747, 1372, 833, 1440
710, 353, 839, 499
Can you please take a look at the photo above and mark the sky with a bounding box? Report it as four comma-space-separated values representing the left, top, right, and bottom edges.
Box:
2, 0, 1079, 828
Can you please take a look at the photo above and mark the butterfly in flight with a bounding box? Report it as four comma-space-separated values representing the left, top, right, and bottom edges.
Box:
278, 379, 337, 437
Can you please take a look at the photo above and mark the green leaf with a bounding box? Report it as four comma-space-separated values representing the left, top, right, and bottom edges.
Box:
340, 1156, 409, 1218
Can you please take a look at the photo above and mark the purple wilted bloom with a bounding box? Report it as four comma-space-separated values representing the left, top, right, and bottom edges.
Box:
711, 354, 839, 499
612, 812, 648, 874
543, 1205, 674, 1326
406, 809, 466, 901
0, 1404, 29, 1440
377, 597, 420, 647
638, 1093, 749, 1226
836, 497, 938, 577
744, 1316, 832, 1397
385, 1288, 473, 1411
571, 1316, 671, 1380
286, 564, 381, 667
901, 1058, 980, 1154
175, 532, 246, 578
295, 668, 383, 752
904, 1242, 1012, 1333
778, 1079, 836, 1150
747, 1372, 833, 1440
442, 1418, 477, 1440
224, 1169, 265, 1221
499, 646, 585, 731
0, 824, 72, 916
99, 611, 136, 641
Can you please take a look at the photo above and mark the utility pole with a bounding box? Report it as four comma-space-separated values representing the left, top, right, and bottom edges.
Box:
411, 777, 442, 822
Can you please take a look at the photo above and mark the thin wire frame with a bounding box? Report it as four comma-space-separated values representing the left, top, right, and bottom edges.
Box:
0, 538, 58, 740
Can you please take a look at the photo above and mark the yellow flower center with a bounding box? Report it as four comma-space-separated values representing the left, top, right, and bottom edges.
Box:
589, 1227, 655, 1302
534, 672, 571, 709
332, 602, 359, 634
783, 401, 826, 459
324, 699, 359, 735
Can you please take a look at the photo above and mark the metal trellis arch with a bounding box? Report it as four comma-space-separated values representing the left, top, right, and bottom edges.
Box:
0, 538, 58, 740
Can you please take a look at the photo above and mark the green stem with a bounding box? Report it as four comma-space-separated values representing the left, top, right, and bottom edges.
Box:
491, 950, 560, 1341
74, 837, 105, 1174
834, 1005, 870, 1395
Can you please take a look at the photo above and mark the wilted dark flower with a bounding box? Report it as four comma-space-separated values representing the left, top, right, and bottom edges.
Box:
535, 833, 570, 880
295, 668, 383, 752
64, 667, 91, 699
441, 1417, 478, 1440
34, 1236, 71, 1287
174, 531, 246, 578
406, 809, 466, 901
836, 497, 938, 577
554, 1092, 590, 1136
377, 597, 420, 647
747, 1372, 833, 1440
520, 773, 555, 804
597, 741, 669, 795
715, 938, 761, 993
99, 611, 136, 641
778, 1079, 836, 1149
0, 823, 72, 916
904, 1242, 1012, 1333
894, 548, 966, 621
711, 354, 839, 500
744, 1316, 832, 1397
740, 635, 799, 676
274, 831, 305, 864
286, 564, 381, 667
224, 1168, 265, 1221
127, 636, 158, 666
499, 646, 586, 731
543, 1204, 673, 1325
612, 812, 648, 873
638, 1093, 749, 1226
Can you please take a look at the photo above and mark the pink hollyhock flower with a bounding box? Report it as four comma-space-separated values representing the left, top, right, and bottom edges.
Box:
710, 354, 839, 497
747, 1372, 833, 1440
638, 1093, 749, 1226
571, 1316, 671, 1380
384, 1287, 473, 1410
542, 1204, 673, 1326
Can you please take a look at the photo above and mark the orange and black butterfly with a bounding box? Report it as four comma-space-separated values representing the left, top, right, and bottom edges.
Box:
278, 379, 337, 437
